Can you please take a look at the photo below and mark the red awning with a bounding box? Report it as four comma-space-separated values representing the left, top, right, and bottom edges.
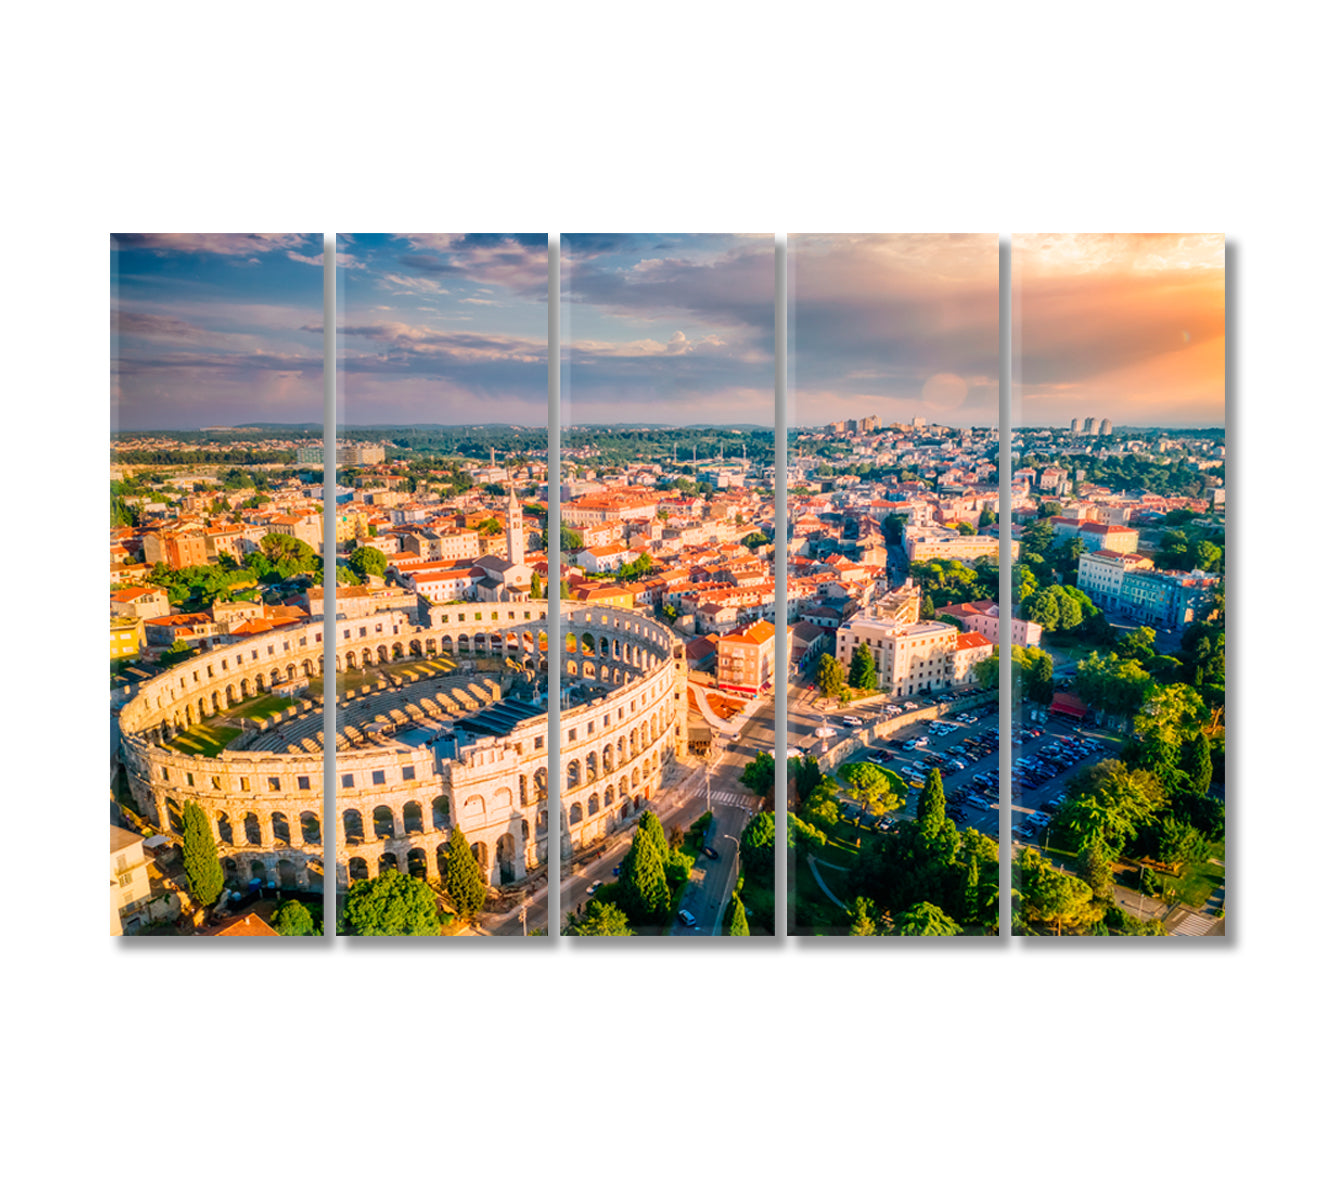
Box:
1049, 692, 1088, 718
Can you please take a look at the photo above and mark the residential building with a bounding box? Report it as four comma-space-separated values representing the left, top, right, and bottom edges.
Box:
716, 620, 780, 697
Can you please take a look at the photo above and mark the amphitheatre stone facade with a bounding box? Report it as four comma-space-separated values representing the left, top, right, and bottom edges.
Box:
118, 599, 688, 900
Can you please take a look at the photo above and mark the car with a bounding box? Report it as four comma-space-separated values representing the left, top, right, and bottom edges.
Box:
586, 883, 599, 895
701, 845, 719, 861
677, 910, 698, 927
842, 715, 864, 727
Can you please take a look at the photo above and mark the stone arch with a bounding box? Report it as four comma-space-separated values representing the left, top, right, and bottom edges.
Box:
585, 751, 598, 781
496, 833, 516, 885
216, 812, 234, 846
436, 842, 450, 879
277, 859, 298, 889
349, 857, 369, 881
440, 635, 453, 655
570, 801, 583, 825
372, 805, 395, 839
251, 860, 269, 886
471, 841, 489, 875
433, 796, 450, 830
378, 851, 399, 874
406, 848, 428, 880
343, 809, 365, 844
271, 812, 291, 846
588, 792, 599, 816
403, 800, 423, 835
566, 760, 581, 788
222, 857, 239, 884
535, 768, 547, 800
300, 811, 321, 844
243, 812, 262, 845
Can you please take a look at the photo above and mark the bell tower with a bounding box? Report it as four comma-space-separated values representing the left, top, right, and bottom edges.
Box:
505, 486, 525, 566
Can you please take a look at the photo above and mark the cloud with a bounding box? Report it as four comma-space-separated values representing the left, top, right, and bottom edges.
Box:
380, 274, 448, 296
388, 234, 549, 295
286, 249, 364, 269
111, 233, 313, 257
113, 310, 210, 340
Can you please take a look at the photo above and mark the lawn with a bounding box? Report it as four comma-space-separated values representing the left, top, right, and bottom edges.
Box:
1160, 839, 1225, 908
167, 723, 245, 758
226, 693, 303, 721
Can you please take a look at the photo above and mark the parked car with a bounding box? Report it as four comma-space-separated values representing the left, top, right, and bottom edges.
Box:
677, 910, 698, 927
701, 845, 719, 861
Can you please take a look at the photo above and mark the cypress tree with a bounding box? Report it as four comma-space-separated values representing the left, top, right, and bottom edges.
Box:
181, 800, 224, 907
1181, 731, 1213, 794
728, 893, 750, 936
849, 643, 877, 690
444, 825, 488, 919
639, 811, 669, 865
621, 826, 670, 924
917, 768, 947, 834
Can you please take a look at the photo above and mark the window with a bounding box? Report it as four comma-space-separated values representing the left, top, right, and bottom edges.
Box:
161, 767, 169, 781
185, 773, 194, 787
240, 778, 249, 792
268, 777, 280, 792
211, 776, 221, 790
372, 770, 385, 786
298, 776, 310, 790
535, 735, 544, 750
402, 766, 416, 782
341, 774, 353, 789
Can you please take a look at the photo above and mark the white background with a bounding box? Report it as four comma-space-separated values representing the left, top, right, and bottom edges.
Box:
4, 3, 1327, 1196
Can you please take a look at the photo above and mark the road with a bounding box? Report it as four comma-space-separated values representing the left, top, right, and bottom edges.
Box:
556, 692, 776, 936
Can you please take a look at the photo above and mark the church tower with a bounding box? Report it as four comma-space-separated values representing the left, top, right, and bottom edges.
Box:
505, 486, 525, 566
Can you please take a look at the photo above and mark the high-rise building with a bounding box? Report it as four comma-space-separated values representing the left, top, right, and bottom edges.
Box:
1082, 417, 1096, 434
1070, 418, 1079, 433
1099, 418, 1113, 435
296, 445, 323, 464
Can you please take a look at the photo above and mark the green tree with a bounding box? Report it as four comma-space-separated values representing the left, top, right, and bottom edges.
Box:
849, 896, 880, 936
443, 826, 488, 919
181, 800, 224, 907
1017, 848, 1101, 935
1181, 730, 1213, 794
840, 761, 902, 826
893, 901, 961, 936
1027, 652, 1054, 704
740, 751, 776, 801
792, 755, 823, 802
272, 899, 315, 936
570, 900, 633, 936
848, 642, 877, 690
639, 811, 670, 866
739, 811, 776, 883
529, 572, 543, 599
343, 870, 441, 936
348, 545, 388, 581
620, 826, 671, 925
804, 795, 842, 836
728, 894, 750, 936
817, 653, 847, 698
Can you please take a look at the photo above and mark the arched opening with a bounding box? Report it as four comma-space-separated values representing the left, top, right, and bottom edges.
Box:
536, 809, 549, 833
403, 800, 423, 835
586, 751, 598, 781
436, 842, 450, 879
535, 769, 547, 800
222, 857, 238, 884
570, 802, 584, 825
300, 811, 321, 844
406, 848, 427, 880
349, 857, 369, 881
343, 809, 365, 845
165, 798, 184, 836
496, 834, 516, 885
272, 812, 291, 846
433, 796, 450, 830
378, 852, 399, 874
243, 813, 262, 846
216, 813, 234, 846
588, 793, 600, 816
567, 760, 580, 788
251, 861, 268, 886
372, 805, 394, 840
471, 841, 489, 875
277, 859, 297, 889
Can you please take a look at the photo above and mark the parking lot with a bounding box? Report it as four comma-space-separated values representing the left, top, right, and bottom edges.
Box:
833, 698, 1003, 839
824, 704, 1121, 845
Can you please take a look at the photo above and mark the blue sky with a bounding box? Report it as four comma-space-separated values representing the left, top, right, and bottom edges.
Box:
561, 233, 774, 426
337, 233, 549, 427
111, 234, 324, 431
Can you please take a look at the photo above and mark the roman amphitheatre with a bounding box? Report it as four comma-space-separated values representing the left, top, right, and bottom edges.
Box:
117, 599, 688, 908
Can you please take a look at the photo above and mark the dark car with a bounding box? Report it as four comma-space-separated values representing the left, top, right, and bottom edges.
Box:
677, 910, 698, 927
701, 845, 719, 861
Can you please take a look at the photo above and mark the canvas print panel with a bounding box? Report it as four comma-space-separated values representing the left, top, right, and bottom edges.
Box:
1010, 233, 1226, 937
558, 233, 777, 936
111, 233, 326, 937
786, 234, 1002, 936
334, 234, 550, 936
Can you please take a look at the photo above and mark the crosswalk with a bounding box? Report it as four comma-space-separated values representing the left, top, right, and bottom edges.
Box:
1169, 911, 1217, 936
706, 790, 753, 810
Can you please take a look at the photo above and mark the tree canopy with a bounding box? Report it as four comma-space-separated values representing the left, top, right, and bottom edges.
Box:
343, 870, 441, 936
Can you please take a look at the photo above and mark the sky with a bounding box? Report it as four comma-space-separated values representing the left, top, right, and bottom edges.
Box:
789, 233, 999, 430
338, 233, 548, 427
1014, 233, 1225, 428
111, 234, 324, 431
561, 234, 774, 426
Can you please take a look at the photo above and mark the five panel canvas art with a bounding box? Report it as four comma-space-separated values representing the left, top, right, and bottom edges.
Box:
110, 233, 1226, 938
